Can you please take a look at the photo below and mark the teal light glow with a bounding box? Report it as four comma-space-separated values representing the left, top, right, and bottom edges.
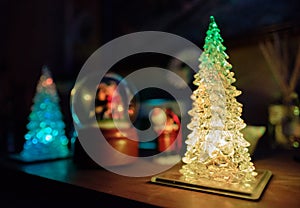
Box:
36, 131, 43, 139
52, 130, 58, 136
20, 66, 70, 161
40, 103, 46, 109
139, 142, 157, 149
44, 127, 52, 134
39, 121, 46, 128
25, 134, 31, 140
60, 136, 69, 145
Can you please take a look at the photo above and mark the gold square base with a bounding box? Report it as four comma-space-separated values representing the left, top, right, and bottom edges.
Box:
151, 169, 272, 200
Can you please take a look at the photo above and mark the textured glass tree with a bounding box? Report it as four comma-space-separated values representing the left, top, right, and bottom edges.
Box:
20, 66, 69, 161
180, 16, 257, 183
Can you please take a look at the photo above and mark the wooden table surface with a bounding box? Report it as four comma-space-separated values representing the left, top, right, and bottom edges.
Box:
1, 151, 300, 208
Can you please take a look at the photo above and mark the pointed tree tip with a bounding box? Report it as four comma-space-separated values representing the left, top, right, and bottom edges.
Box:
41, 65, 53, 78
210, 16, 215, 22
42, 65, 49, 70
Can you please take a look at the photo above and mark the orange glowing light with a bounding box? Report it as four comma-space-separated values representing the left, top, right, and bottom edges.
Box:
46, 78, 53, 85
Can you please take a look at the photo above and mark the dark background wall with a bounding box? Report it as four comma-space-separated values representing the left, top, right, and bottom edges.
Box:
0, 0, 299, 152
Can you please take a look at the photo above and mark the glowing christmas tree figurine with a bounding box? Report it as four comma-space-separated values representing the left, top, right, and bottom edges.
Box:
180, 16, 257, 183
20, 66, 69, 161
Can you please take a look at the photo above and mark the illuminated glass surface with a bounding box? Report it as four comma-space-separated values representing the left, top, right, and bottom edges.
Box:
180, 16, 257, 184
20, 66, 69, 161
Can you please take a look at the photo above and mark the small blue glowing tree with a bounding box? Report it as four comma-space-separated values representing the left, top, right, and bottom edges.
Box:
20, 66, 69, 161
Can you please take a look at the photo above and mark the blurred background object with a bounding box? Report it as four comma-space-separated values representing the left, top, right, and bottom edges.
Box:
241, 126, 266, 155
71, 72, 139, 167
